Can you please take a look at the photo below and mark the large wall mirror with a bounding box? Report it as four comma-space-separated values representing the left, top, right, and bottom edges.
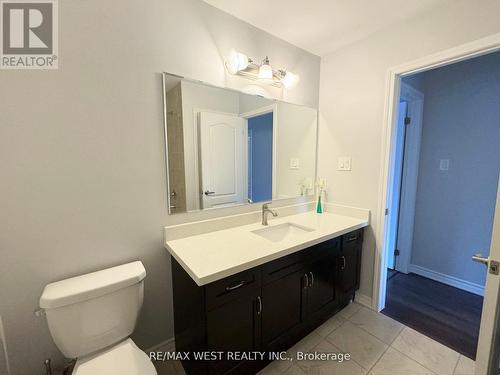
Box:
162, 73, 318, 214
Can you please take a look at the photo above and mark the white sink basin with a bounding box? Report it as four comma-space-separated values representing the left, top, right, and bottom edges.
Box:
252, 222, 315, 242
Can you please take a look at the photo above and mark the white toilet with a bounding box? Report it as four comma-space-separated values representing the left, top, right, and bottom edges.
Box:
39, 261, 157, 375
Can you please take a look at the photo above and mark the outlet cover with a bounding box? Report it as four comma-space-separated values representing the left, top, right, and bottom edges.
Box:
338, 156, 352, 171
289, 158, 299, 170
439, 159, 450, 171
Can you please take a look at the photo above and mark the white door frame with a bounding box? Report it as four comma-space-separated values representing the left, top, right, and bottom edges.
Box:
393, 83, 424, 273
373, 32, 500, 312
240, 104, 278, 200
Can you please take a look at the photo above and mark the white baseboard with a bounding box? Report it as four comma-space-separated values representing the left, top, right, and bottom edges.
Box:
145, 337, 175, 353
355, 293, 373, 309
408, 264, 484, 296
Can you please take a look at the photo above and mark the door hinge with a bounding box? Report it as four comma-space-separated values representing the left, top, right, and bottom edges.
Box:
404, 116, 411, 125
385, 208, 389, 216
394, 249, 400, 256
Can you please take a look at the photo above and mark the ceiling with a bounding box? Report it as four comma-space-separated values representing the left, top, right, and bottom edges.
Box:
204, 0, 452, 56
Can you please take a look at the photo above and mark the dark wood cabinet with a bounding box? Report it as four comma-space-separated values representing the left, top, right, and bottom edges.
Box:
206, 290, 261, 374
261, 268, 305, 347
338, 229, 363, 298
305, 256, 337, 316
171, 229, 363, 375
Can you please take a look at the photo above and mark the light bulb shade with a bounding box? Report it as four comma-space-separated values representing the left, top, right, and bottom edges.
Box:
226, 50, 249, 74
281, 71, 300, 88
258, 63, 273, 80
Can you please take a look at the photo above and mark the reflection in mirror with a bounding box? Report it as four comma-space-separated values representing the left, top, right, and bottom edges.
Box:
163, 73, 318, 214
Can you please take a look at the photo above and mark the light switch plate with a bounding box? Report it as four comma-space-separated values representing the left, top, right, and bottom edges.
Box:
290, 158, 299, 169
338, 156, 352, 171
439, 159, 450, 171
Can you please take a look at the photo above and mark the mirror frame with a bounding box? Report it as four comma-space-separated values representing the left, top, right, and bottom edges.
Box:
161, 72, 319, 215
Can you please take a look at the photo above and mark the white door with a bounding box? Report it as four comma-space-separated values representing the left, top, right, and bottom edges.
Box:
199, 111, 246, 209
475, 176, 500, 374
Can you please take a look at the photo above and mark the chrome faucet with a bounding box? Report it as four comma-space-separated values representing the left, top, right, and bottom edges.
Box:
262, 202, 278, 225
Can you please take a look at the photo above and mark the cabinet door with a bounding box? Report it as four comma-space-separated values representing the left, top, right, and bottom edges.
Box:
206, 291, 261, 374
261, 269, 306, 346
339, 231, 363, 295
306, 257, 336, 315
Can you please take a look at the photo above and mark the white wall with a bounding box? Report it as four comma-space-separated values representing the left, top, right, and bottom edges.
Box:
238, 94, 273, 115
0, 0, 320, 373
275, 103, 317, 199
410, 52, 500, 286
318, 0, 500, 300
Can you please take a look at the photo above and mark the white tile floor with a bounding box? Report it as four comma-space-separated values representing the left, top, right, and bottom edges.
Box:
155, 302, 475, 375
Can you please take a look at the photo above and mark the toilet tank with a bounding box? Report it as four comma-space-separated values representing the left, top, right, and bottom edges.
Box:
39, 261, 146, 359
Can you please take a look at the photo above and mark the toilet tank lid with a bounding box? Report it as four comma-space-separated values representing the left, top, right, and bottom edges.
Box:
40, 261, 146, 309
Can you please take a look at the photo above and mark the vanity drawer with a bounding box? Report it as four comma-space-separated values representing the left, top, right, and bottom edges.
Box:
262, 251, 306, 285
306, 237, 341, 262
262, 237, 341, 284
342, 229, 363, 246
205, 268, 261, 310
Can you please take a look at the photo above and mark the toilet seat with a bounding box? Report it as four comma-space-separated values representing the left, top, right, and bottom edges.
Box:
72, 338, 157, 375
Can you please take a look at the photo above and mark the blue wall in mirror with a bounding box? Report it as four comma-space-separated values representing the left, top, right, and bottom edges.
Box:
248, 112, 273, 202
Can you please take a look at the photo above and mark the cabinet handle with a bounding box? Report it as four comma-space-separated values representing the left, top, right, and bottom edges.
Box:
309, 271, 314, 287
341, 256, 346, 270
347, 234, 359, 242
257, 296, 262, 315
225, 281, 245, 291
304, 273, 309, 288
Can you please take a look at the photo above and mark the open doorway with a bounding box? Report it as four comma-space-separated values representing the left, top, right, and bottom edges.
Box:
379, 50, 500, 359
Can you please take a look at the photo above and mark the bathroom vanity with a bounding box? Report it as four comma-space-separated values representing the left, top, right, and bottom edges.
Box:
161, 70, 368, 375
165, 210, 367, 375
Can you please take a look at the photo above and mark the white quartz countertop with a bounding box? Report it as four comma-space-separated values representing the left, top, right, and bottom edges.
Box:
164, 211, 368, 286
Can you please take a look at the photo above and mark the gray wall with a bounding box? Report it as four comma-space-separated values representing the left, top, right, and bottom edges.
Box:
0, 1, 320, 373
410, 52, 500, 286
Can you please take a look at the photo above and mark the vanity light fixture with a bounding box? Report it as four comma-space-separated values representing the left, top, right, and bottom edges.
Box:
280, 70, 300, 89
258, 56, 273, 80
225, 50, 300, 89
226, 50, 251, 75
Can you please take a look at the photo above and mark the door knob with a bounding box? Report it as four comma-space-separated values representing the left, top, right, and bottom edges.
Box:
472, 254, 500, 275
472, 253, 489, 266
204, 190, 215, 195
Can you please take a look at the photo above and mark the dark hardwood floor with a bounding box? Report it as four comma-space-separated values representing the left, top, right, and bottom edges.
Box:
382, 272, 483, 359
387, 268, 398, 280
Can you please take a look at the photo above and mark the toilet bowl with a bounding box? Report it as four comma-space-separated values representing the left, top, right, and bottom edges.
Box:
72, 338, 155, 375
39, 261, 157, 375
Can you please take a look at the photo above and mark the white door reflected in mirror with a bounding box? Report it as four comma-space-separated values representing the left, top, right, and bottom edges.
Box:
199, 112, 246, 209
